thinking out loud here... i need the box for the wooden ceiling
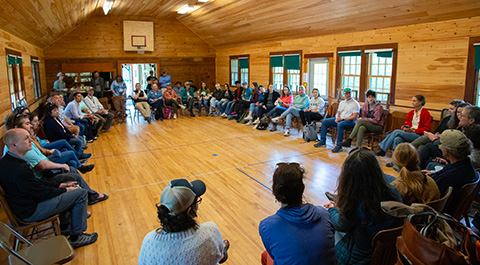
[1,0,480,49]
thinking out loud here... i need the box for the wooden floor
[1,112,397,264]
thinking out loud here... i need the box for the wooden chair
[426,186,452,213]
[370,226,403,265]
[440,108,450,120]
[0,186,60,250]
[326,102,339,143]
[363,109,390,150]
[98,97,111,111]
[112,96,128,124]
[0,222,74,265]
[444,178,480,227]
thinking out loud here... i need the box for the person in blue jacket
[259,162,337,265]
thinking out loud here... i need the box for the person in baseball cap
[429,129,477,197]
[139,178,230,264]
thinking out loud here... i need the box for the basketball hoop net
[135,45,145,54]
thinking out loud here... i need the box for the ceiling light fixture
[103,0,114,15]
[198,0,211,2]
[177,4,199,14]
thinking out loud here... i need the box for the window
[367,52,393,102]
[6,49,26,110]
[31,56,41,99]
[270,51,303,94]
[475,70,480,106]
[230,55,249,86]
[336,44,397,104]
[465,38,480,106]
[339,52,361,99]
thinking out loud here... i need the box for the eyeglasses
[348,146,371,155]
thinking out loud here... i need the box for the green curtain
[270,56,283,67]
[376,51,393,58]
[16,57,22,64]
[475,46,480,70]
[239,58,249,69]
[284,55,300,70]
[7,55,16,65]
[338,52,361,57]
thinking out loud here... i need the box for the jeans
[267,107,287,118]
[300,111,323,125]
[418,142,443,169]
[45,167,99,202]
[69,138,83,155]
[218,101,229,114]
[24,189,88,236]
[224,101,235,115]
[182,98,194,113]
[150,99,164,119]
[198,99,209,112]
[257,106,275,119]
[281,108,301,129]
[378,129,421,152]
[319,118,356,146]
[44,139,81,157]
[49,150,81,168]
[210,98,219,113]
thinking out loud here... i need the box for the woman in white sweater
[139,179,229,265]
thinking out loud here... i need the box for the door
[308,58,329,98]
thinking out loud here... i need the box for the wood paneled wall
[216,16,480,117]
[0,28,47,135]
[43,16,216,89]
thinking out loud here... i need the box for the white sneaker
[180,105,186,110]
[253,118,260,124]
[245,115,253,121]
[253,124,259,129]
[271,117,280,123]
[284,129,290,136]
[173,114,177,119]
[246,120,253,126]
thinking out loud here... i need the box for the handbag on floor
[396,211,478,265]
[163,106,173,119]
[302,123,317,142]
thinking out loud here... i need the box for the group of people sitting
[138,128,479,265]
[0,98,111,249]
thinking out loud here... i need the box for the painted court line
[107,148,330,193]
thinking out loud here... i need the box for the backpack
[237,111,249,124]
[302,123,317,142]
[163,106,173,119]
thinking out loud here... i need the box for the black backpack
[256,122,268,130]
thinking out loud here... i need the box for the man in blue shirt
[158,70,171,89]
[148,83,164,121]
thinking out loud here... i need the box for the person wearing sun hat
[428,129,478,199]
[314,87,360,152]
[138,179,230,265]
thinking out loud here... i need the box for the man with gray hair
[0,129,98,249]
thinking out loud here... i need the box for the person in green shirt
[181,82,195,117]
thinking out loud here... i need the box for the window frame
[6,48,26,111]
[335,43,398,105]
[31,56,42,99]
[229,55,250,86]
[269,50,303,94]
[464,36,480,106]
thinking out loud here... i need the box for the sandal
[88,193,109,205]
[219,239,230,264]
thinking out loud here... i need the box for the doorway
[307,58,329,98]
[121,63,157,97]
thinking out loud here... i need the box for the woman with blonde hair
[391,143,440,205]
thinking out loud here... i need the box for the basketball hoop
[135,45,145,54]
